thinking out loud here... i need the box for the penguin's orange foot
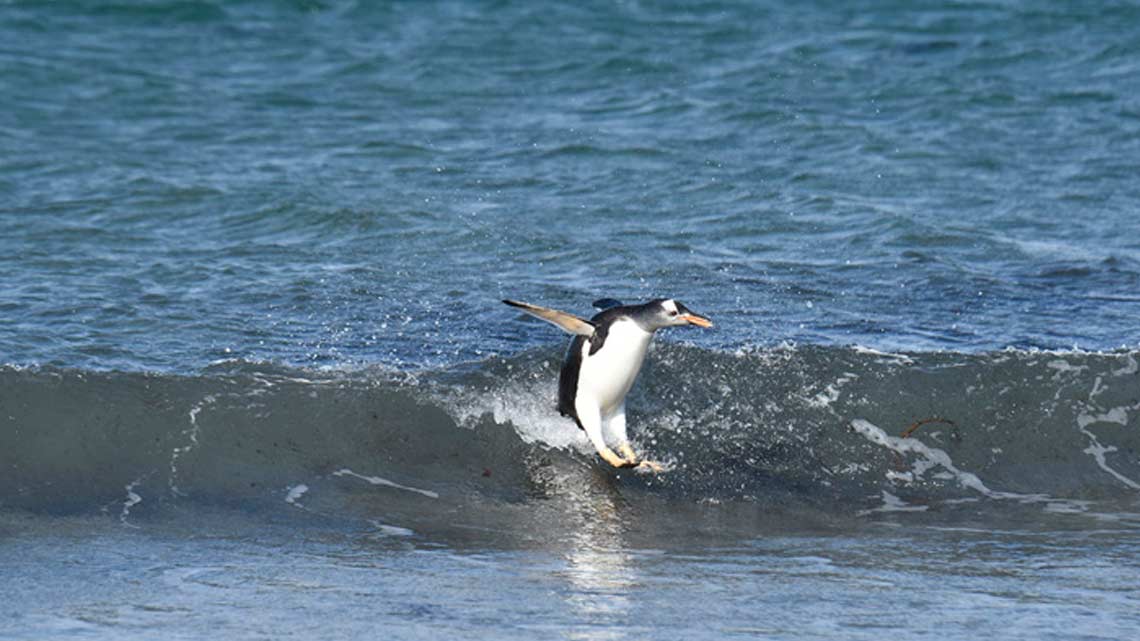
[598,447,637,469]
[635,460,666,474]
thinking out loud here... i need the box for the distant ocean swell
[1,346,1138,523]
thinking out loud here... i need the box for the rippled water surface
[4,512,1138,641]
[4,0,1140,371]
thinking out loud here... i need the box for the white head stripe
[662,299,678,313]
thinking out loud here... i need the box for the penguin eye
[668,310,677,316]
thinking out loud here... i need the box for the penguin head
[642,299,713,331]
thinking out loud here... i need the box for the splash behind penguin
[503,297,712,471]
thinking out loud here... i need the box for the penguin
[503,297,712,470]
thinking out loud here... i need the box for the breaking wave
[2,345,1138,527]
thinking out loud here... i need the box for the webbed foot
[634,460,666,474]
[617,443,666,472]
[598,447,637,469]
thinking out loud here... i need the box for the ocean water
[2,1,1140,639]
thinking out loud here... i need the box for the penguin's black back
[557,335,586,428]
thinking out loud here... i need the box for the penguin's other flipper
[503,299,595,336]
[591,298,623,310]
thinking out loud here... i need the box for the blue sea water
[2,1,1140,639]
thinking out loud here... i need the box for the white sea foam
[284,484,309,506]
[333,468,439,499]
[120,478,144,528]
[850,419,1050,503]
[851,345,915,364]
[808,372,857,409]
[441,371,586,450]
[169,395,214,497]
[857,491,929,516]
[369,520,415,537]
[1046,358,1088,376]
[1076,406,1140,491]
[853,415,1140,523]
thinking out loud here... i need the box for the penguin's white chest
[576,319,652,416]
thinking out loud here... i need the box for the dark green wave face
[2,1,1140,373]
[4,346,1138,534]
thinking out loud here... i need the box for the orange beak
[681,313,713,328]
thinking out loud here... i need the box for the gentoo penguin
[503,297,712,470]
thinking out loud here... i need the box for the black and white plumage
[503,297,712,469]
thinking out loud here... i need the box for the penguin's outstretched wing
[503,299,595,336]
